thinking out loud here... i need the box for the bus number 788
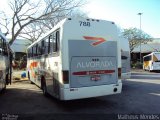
[79,21,90,27]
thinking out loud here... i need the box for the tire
[2,82,6,93]
[41,77,48,96]
[28,72,30,80]
[1,77,6,93]
[28,72,33,84]
[5,74,8,86]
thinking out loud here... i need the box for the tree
[122,28,153,52]
[19,22,46,43]
[0,0,85,44]
[0,12,10,36]
[19,9,87,42]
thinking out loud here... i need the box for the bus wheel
[28,72,30,80]
[3,83,6,92]
[41,77,48,96]
[1,77,6,93]
[5,74,9,85]
[28,72,33,84]
[4,75,7,89]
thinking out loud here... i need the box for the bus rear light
[118,68,121,79]
[73,70,115,76]
[62,71,69,84]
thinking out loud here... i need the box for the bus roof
[27,17,115,49]
[143,52,160,57]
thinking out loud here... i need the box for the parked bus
[143,52,160,71]
[119,37,131,79]
[0,31,12,92]
[27,18,122,100]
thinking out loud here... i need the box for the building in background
[131,38,160,62]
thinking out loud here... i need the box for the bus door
[68,40,118,88]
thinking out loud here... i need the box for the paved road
[0,72,160,120]
[131,71,160,79]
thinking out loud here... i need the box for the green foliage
[131,61,143,69]
[123,28,153,52]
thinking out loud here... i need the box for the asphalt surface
[0,71,160,120]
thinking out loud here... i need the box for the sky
[82,0,160,38]
[0,0,160,38]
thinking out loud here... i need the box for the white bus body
[27,18,122,100]
[119,37,131,79]
[0,31,12,92]
[143,52,160,71]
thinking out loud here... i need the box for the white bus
[0,31,12,92]
[27,18,122,100]
[119,37,131,79]
[143,52,160,71]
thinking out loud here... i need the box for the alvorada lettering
[77,61,114,68]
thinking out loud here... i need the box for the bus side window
[31,47,34,57]
[36,44,38,56]
[144,56,151,61]
[29,48,32,58]
[53,31,59,52]
[121,56,128,60]
[49,35,53,53]
[33,45,37,57]
[44,37,49,54]
[48,36,50,54]
[41,40,45,55]
[28,48,30,58]
[37,43,41,56]
[0,36,2,54]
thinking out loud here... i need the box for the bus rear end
[60,18,122,100]
[143,52,160,71]
[151,52,160,71]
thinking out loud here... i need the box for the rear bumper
[60,81,122,100]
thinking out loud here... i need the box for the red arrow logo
[83,36,106,46]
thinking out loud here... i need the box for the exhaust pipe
[113,88,118,92]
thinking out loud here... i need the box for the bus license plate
[91,75,101,81]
